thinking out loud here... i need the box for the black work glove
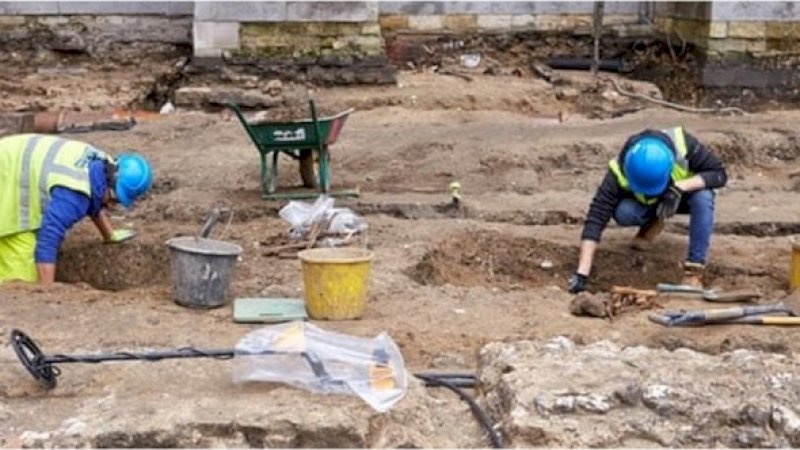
[656,184,683,219]
[568,273,588,294]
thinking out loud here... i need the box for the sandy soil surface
[2,71,800,446]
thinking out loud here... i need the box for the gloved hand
[656,184,683,219]
[106,229,136,244]
[568,273,588,294]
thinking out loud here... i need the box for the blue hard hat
[115,153,153,208]
[623,137,675,197]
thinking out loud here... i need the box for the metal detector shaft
[11,329,334,390]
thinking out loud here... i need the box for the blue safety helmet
[114,153,153,208]
[623,137,675,197]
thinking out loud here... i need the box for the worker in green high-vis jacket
[0,134,153,284]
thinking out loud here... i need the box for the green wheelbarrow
[226,100,359,200]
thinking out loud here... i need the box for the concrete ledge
[194,2,286,22]
[712,2,800,22]
[57,2,193,15]
[0,2,59,15]
[286,1,377,22]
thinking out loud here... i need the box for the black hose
[548,56,624,72]
[414,373,503,449]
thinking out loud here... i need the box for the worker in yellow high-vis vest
[0,134,153,284]
[568,127,728,293]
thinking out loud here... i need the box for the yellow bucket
[790,237,800,292]
[298,247,374,320]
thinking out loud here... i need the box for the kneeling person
[0,134,153,284]
[568,126,728,293]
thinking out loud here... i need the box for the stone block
[194,2,286,23]
[707,38,767,55]
[709,21,728,39]
[37,16,69,25]
[442,14,477,31]
[728,22,766,39]
[360,22,382,35]
[477,15,512,30]
[378,2,443,15]
[766,22,800,39]
[379,14,409,32]
[408,15,442,30]
[349,35,384,54]
[174,86,212,107]
[0,16,26,25]
[286,1,377,22]
[510,15,536,28]
[533,14,591,31]
[193,22,240,57]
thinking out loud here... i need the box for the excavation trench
[409,230,785,292]
[56,241,171,291]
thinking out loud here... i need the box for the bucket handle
[199,208,234,240]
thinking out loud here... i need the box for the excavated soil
[410,230,786,292]
[55,240,171,291]
[3,70,800,447]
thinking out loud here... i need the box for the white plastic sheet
[278,195,368,241]
[233,322,407,412]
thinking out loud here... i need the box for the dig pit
[409,230,684,291]
[409,230,784,292]
[56,241,170,291]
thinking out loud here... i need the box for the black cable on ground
[414,373,503,449]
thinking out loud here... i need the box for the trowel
[656,283,762,303]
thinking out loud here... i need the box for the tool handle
[726,316,800,326]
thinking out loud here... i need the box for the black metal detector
[10,329,342,391]
[10,329,503,448]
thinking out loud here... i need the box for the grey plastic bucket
[165,236,243,308]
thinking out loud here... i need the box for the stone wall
[378,1,646,33]
[656,1,800,56]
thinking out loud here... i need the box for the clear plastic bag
[232,322,407,412]
[278,196,335,239]
[278,196,368,241]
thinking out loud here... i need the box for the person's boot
[631,218,664,251]
[681,261,705,289]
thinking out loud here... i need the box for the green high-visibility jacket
[0,134,110,238]
[607,126,695,205]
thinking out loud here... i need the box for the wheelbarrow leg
[318,147,331,194]
[260,152,269,195]
[268,151,279,194]
[260,151,279,195]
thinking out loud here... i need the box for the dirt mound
[56,241,170,291]
[408,231,684,291]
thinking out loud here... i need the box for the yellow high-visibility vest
[608,127,694,205]
[0,134,109,237]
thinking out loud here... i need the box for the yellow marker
[448,181,462,200]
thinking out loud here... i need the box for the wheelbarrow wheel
[299,149,317,189]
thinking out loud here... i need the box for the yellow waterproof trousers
[0,231,37,283]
